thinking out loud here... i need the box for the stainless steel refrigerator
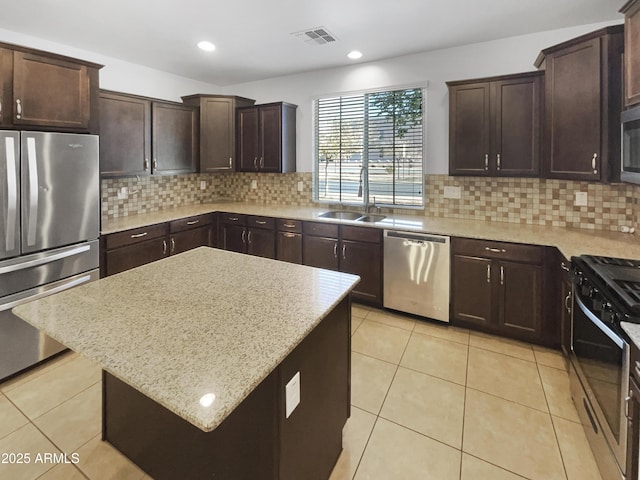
[0,131,100,382]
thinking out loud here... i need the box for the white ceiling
[0,0,622,86]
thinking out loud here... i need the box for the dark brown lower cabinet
[222,223,247,253]
[451,237,552,345]
[276,232,302,264]
[303,235,339,271]
[558,254,572,357]
[247,227,275,258]
[170,226,211,255]
[628,354,640,480]
[105,237,168,277]
[219,213,275,259]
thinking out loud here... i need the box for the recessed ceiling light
[197,41,216,52]
[347,50,363,60]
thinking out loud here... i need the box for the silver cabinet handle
[500,266,504,286]
[163,240,167,255]
[228,217,239,221]
[484,154,489,171]
[144,158,149,171]
[591,153,598,174]
[496,153,501,170]
[565,292,572,313]
[635,361,640,380]
[153,158,158,172]
[228,157,232,169]
[485,247,506,253]
[342,244,346,260]
[15,98,22,119]
[333,242,338,258]
[0,97,3,119]
[130,232,148,238]
[170,237,176,254]
[486,264,491,283]
[241,228,246,244]
[626,395,632,420]
[186,220,200,225]
[260,157,264,168]
[255,220,267,225]
[283,223,296,228]
[247,230,252,244]
[25,137,39,247]
[254,157,258,170]
[561,262,570,272]
[4,136,18,253]
[282,232,296,238]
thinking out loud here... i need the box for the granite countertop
[622,323,640,350]
[12,247,360,432]
[101,202,640,260]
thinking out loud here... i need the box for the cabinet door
[493,75,541,176]
[247,227,275,259]
[451,255,493,327]
[152,102,197,175]
[497,261,542,341]
[237,107,259,171]
[624,0,640,106]
[303,236,339,271]
[340,240,382,305]
[13,51,90,130]
[277,232,302,264]
[542,38,601,180]
[628,375,640,480]
[105,237,168,276]
[222,224,246,254]
[99,92,151,177]
[201,97,234,172]
[0,47,12,128]
[448,82,491,175]
[170,226,211,255]
[259,104,282,172]
[559,261,572,357]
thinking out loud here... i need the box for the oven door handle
[575,294,624,348]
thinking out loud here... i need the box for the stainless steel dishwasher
[383,230,450,322]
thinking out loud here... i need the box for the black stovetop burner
[577,255,640,315]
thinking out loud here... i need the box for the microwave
[621,105,640,184]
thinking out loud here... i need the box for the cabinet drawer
[105,223,168,250]
[303,221,339,238]
[452,237,543,264]
[341,225,382,243]
[169,214,213,233]
[105,237,167,276]
[277,218,302,233]
[221,213,247,225]
[247,215,274,230]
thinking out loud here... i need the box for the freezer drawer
[383,231,450,322]
[1,269,99,382]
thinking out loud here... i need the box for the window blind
[315,87,424,207]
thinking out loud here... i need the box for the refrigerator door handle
[0,244,90,275]
[5,136,17,252]
[0,273,92,313]
[25,137,39,247]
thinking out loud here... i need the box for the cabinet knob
[15,99,22,119]
[591,153,598,174]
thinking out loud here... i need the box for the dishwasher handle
[384,230,449,244]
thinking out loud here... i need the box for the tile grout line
[459,337,470,480]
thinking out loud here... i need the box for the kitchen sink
[319,211,387,223]
[319,211,364,220]
[358,214,386,223]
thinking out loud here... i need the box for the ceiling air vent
[291,27,338,46]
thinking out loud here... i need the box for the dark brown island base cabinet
[181,94,256,172]
[237,102,297,173]
[535,25,624,182]
[302,222,383,306]
[0,42,101,132]
[99,90,197,177]
[622,0,640,106]
[219,213,276,259]
[101,214,214,277]
[451,237,556,347]
[447,71,542,177]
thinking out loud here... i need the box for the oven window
[573,297,622,441]
[623,117,640,173]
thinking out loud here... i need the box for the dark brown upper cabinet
[535,26,624,182]
[447,71,542,177]
[181,94,255,172]
[622,0,640,106]
[237,102,297,173]
[0,42,101,132]
[99,90,197,177]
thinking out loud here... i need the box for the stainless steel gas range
[570,255,640,480]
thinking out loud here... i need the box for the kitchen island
[12,247,359,480]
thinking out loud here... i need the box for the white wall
[0,28,220,102]
[221,20,621,174]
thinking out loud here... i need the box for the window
[314,87,424,207]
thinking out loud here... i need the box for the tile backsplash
[101,173,638,233]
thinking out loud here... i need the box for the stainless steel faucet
[365,196,377,214]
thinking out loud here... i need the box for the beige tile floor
[0,304,601,480]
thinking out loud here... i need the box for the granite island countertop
[12,247,360,432]
[622,323,640,350]
[101,202,640,260]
